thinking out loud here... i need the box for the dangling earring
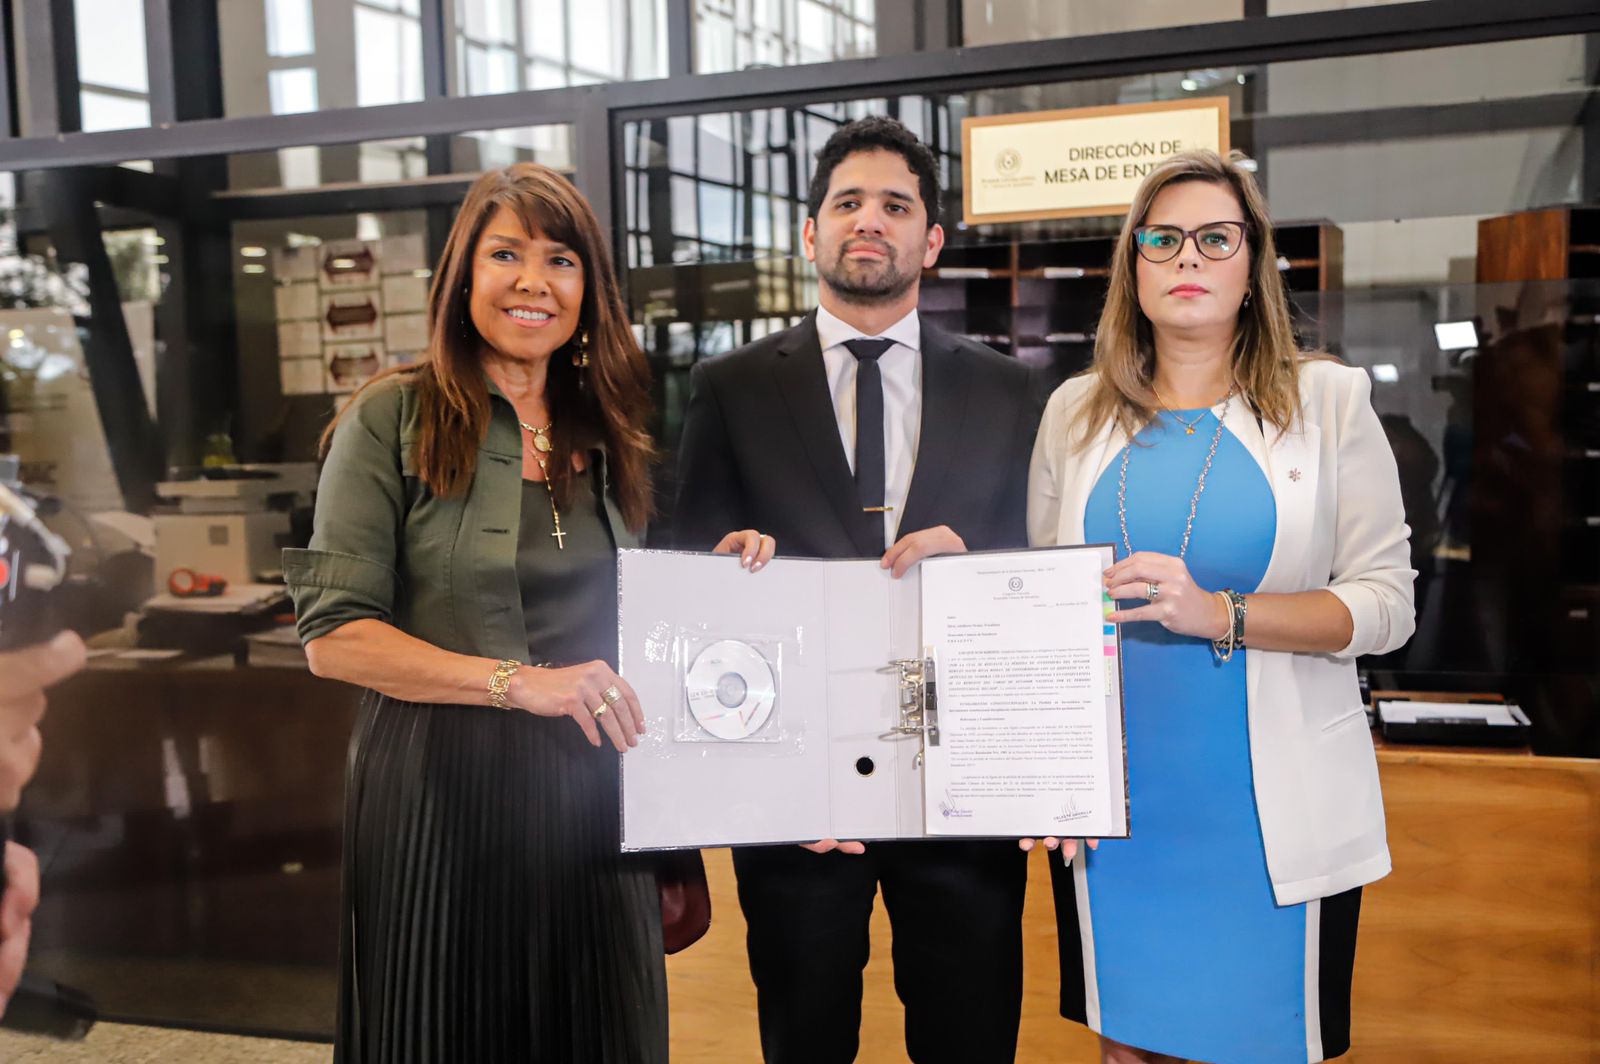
[571,328,591,368]
[460,286,472,338]
[1242,291,1253,310]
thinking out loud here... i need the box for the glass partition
[452,0,669,93]
[219,0,425,117]
[0,129,585,1033]
[619,35,1600,748]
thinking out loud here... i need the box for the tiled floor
[22,950,335,1038]
[0,1024,331,1062]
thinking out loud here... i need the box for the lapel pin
[1288,468,1302,482]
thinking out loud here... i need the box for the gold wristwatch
[487,659,521,709]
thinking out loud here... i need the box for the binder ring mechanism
[884,656,940,768]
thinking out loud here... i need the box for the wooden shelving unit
[628,221,1347,441]
[918,221,1344,391]
[1473,206,1600,676]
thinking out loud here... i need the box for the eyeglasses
[1131,221,1248,263]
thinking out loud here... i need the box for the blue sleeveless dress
[1053,407,1353,1063]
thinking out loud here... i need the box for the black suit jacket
[672,311,1044,557]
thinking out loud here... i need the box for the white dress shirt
[815,303,923,546]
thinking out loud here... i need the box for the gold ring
[591,703,609,719]
[602,685,623,706]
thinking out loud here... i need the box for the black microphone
[0,474,98,1040]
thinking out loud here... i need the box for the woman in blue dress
[1027,151,1415,1062]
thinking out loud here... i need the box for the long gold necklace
[1117,390,1233,560]
[517,417,566,549]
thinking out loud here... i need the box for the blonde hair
[1073,149,1305,448]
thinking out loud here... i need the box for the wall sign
[962,98,1230,225]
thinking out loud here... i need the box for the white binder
[618,546,1128,850]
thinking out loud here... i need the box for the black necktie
[844,337,894,551]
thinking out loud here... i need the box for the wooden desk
[1352,742,1600,1062]
[668,742,1600,1062]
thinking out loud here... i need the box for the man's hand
[0,632,86,811]
[0,841,40,1017]
[881,526,965,579]
[800,839,866,855]
[711,530,777,572]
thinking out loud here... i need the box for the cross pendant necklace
[549,502,566,548]
[517,417,566,550]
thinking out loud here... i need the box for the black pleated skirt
[334,692,667,1064]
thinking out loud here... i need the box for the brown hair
[322,163,654,531]
[1072,149,1305,449]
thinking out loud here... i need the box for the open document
[617,546,1127,850]
[918,549,1126,838]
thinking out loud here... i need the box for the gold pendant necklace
[1154,386,1229,435]
[517,418,565,549]
[517,418,554,453]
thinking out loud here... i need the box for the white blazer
[1028,359,1416,905]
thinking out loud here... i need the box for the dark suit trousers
[733,839,1028,1064]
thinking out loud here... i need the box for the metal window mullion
[1585,33,1599,202]
[142,0,174,125]
[0,0,1596,166]
[0,0,16,138]
[667,0,692,77]
[420,0,448,98]
[76,81,148,102]
[512,0,528,92]
[21,0,79,134]
[564,0,576,85]
[572,89,613,232]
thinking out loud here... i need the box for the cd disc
[685,639,777,740]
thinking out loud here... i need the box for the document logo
[996,148,1022,175]
[1008,577,1024,592]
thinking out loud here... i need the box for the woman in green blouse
[285,163,768,1063]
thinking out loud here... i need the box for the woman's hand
[509,661,646,752]
[712,529,776,572]
[1104,551,1231,640]
[1017,837,1098,859]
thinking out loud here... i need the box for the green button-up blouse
[283,373,642,664]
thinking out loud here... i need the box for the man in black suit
[674,116,1043,1064]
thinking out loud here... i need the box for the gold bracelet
[487,658,521,709]
[1211,591,1237,662]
